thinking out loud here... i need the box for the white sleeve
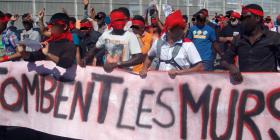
[148,39,158,58]
[95,32,105,49]
[185,42,202,65]
[128,32,141,55]
[31,31,41,42]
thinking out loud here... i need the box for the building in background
[0,0,280,26]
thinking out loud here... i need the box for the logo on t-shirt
[193,30,208,39]
[22,34,30,40]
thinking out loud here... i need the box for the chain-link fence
[1,0,280,27]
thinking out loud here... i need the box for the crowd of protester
[1,0,280,139]
[0,1,280,82]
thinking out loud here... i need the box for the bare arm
[176,62,204,75]
[118,53,144,68]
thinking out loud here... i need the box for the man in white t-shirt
[83,9,143,72]
[140,10,204,78]
[20,13,41,52]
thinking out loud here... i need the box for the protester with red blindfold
[18,13,76,69]
[140,10,204,78]
[82,9,143,73]
[219,11,241,54]
[222,4,280,85]
[78,18,102,66]
[131,15,153,73]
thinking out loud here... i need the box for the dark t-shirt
[79,30,101,58]
[25,39,76,68]
[224,30,280,72]
[220,23,241,37]
[220,23,241,52]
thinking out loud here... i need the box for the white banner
[0,61,280,140]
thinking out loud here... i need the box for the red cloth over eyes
[231,11,241,19]
[242,7,264,17]
[109,11,128,30]
[80,21,93,29]
[0,16,10,23]
[46,31,73,42]
[132,19,145,27]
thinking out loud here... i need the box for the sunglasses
[80,27,92,31]
[131,25,141,30]
[192,18,196,22]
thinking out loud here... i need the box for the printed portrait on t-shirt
[104,39,128,63]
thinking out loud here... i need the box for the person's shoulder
[182,38,195,49]
[183,38,192,43]
[126,31,137,38]
[189,26,196,30]
[205,24,215,31]
[266,30,280,42]
[144,32,152,38]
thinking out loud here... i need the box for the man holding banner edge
[221,4,280,85]
[140,10,204,78]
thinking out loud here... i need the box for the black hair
[226,10,233,18]
[22,13,30,20]
[244,4,263,13]
[4,13,12,18]
[0,11,4,18]
[118,7,130,18]
[69,17,76,23]
[199,9,208,14]
[80,18,90,23]
[49,13,70,25]
[95,12,106,19]
[132,15,145,23]
[182,15,188,22]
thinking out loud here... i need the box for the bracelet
[0,56,9,62]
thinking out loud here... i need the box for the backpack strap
[155,39,165,70]
[158,43,183,70]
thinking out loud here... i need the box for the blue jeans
[202,60,214,71]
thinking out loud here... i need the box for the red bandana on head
[80,21,93,29]
[163,10,186,34]
[132,19,145,27]
[231,11,241,19]
[109,11,127,30]
[45,19,73,42]
[242,6,264,17]
[0,16,10,23]
[69,22,75,30]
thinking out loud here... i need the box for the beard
[231,19,239,26]
[169,32,183,42]
[241,23,256,36]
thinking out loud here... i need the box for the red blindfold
[132,19,145,27]
[48,19,67,27]
[110,11,127,22]
[80,21,93,29]
[0,16,10,23]
[242,7,264,17]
